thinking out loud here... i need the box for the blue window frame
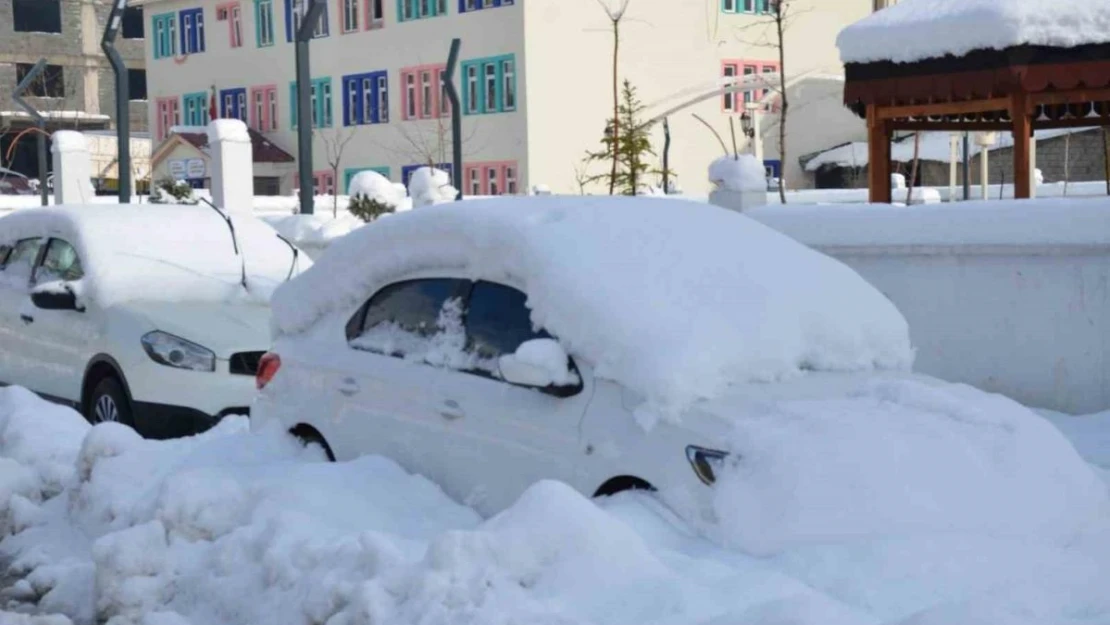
[342,71,389,126]
[402,163,451,187]
[285,0,328,41]
[179,8,205,54]
[182,92,209,125]
[458,0,512,13]
[290,77,333,128]
[722,0,770,14]
[344,166,391,193]
[398,0,446,22]
[220,87,248,122]
[461,53,516,115]
[152,13,177,59]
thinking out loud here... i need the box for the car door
[22,237,97,402]
[0,237,45,390]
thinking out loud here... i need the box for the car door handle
[338,377,360,397]
[440,399,464,421]
[19,314,33,325]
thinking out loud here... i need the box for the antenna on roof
[274,232,299,282]
[199,197,249,292]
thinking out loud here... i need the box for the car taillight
[256,352,281,390]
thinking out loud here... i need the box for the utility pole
[102,0,131,203]
[294,0,326,214]
[962,131,970,200]
[443,38,463,200]
[662,117,670,194]
[12,59,49,206]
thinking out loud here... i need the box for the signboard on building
[185,158,206,179]
[167,158,207,181]
[168,159,187,180]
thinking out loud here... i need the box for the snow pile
[272,197,913,422]
[838,0,1110,64]
[0,205,306,307]
[261,213,364,253]
[407,167,458,207]
[347,170,406,209]
[710,377,1110,555]
[206,119,250,144]
[709,155,766,192]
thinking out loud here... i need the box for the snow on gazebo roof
[838,0,1110,65]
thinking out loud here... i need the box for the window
[405,73,416,119]
[461,54,516,115]
[343,71,389,125]
[182,92,209,126]
[458,0,511,12]
[290,77,333,128]
[251,85,278,131]
[152,13,177,59]
[341,0,359,32]
[122,7,145,38]
[367,0,384,27]
[400,65,447,120]
[180,8,206,54]
[343,166,390,193]
[3,238,44,283]
[33,239,83,284]
[347,278,469,353]
[464,281,548,361]
[438,68,450,117]
[255,0,275,46]
[216,3,244,47]
[156,96,181,142]
[128,69,148,101]
[397,0,446,22]
[722,59,778,112]
[220,88,248,121]
[285,0,328,41]
[12,0,61,33]
[16,64,64,98]
[314,171,335,195]
[420,70,433,118]
[463,161,517,195]
[722,0,770,14]
[0,244,11,267]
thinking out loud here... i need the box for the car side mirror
[498,338,581,396]
[30,281,82,312]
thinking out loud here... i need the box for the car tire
[290,424,336,462]
[88,376,134,427]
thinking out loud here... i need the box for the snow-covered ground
[1,386,1108,625]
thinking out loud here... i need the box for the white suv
[0,203,307,438]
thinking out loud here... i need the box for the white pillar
[1029,137,1038,199]
[949,133,958,202]
[51,130,93,205]
[207,119,254,216]
[980,149,989,200]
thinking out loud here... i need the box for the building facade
[0,0,148,184]
[139,0,873,196]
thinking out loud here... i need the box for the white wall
[748,200,1110,415]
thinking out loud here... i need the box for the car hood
[124,300,273,358]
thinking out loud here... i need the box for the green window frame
[254,0,275,47]
[343,166,392,194]
[397,0,447,22]
[722,0,770,14]
[460,53,516,115]
[182,92,209,125]
[290,77,333,128]
[152,13,177,59]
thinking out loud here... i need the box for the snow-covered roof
[272,197,913,420]
[0,204,305,307]
[0,110,110,121]
[804,128,1096,171]
[838,0,1110,65]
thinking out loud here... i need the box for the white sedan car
[251,197,1099,532]
[0,203,307,438]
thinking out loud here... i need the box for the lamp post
[293,0,326,215]
[743,103,763,164]
[102,0,131,203]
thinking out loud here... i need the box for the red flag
[209,85,218,122]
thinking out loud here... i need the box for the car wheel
[290,424,336,462]
[88,377,134,427]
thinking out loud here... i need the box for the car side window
[1,238,43,283]
[33,239,84,284]
[348,278,470,361]
[0,243,11,267]
[464,281,551,361]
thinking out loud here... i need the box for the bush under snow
[406,167,458,207]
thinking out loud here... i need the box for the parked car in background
[0,204,309,438]
[0,168,36,196]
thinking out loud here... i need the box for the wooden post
[1011,92,1032,199]
[867,104,892,203]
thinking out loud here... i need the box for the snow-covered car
[250,197,1102,533]
[0,168,35,195]
[0,203,308,438]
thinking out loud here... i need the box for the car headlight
[685,445,730,486]
[141,331,216,372]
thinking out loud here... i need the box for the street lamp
[739,112,755,138]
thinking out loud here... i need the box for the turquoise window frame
[290,77,333,128]
[152,13,177,59]
[182,92,209,125]
[254,0,275,47]
[722,0,770,14]
[397,0,447,22]
[343,166,391,193]
[460,53,516,115]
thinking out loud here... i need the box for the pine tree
[582,80,675,195]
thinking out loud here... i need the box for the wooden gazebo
[843,41,1110,203]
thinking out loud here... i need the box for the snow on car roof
[271,197,913,422]
[0,204,304,307]
[838,0,1110,65]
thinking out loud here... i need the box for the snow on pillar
[708,155,768,213]
[51,130,93,205]
[207,119,253,216]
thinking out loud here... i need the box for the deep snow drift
[2,386,1109,625]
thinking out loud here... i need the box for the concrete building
[0,0,148,185]
[137,0,874,196]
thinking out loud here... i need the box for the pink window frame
[155,96,180,142]
[338,0,359,34]
[463,160,516,196]
[721,59,780,112]
[215,2,243,48]
[365,0,384,29]
[250,84,277,131]
[400,63,447,120]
